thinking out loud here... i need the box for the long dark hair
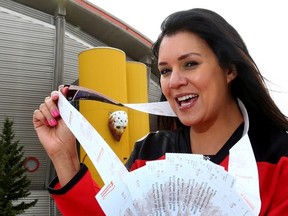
[153,8,288,130]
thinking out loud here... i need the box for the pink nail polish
[51,92,58,98]
[49,119,57,127]
[52,109,59,117]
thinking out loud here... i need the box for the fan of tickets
[96,153,255,216]
[57,88,256,216]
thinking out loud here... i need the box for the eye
[159,68,172,76]
[185,61,198,68]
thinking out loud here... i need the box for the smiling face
[158,31,237,129]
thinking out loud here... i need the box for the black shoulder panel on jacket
[248,113,288,163]
[125,127,191,169]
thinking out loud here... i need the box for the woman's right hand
[33,86,80,186]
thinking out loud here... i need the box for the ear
[226,65,237,83]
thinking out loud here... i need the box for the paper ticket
[57,91,128,184]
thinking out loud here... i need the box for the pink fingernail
[49,119,57,127]
[51,109,59,117]
[51,92,58,99]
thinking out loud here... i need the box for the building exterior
[0,0,161,214]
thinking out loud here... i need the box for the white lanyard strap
[229,99,261,215]
[61,84,176,117]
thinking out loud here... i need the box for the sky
[88,0,288,115]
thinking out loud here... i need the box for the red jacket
[48,123,288,215]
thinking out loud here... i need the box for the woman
[33,8,288,215]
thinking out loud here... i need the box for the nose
[168,69,188,89]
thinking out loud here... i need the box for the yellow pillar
[126,61,150,152]
[78,47,130,186]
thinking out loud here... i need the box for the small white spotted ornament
[108,111,128,141]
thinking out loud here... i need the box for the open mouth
[177,94,198,107]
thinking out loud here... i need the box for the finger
[51,91,59,100]
[44,95,60,118]
[39,102,57,127]
[39,102,53,119]
[33,109,49,128]
[62,86,69,95]
[51,86,69,99]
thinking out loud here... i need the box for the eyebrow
[158,52,201,66]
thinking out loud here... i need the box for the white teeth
[177,94,197,101]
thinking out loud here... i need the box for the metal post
[45,0,66,194]
[53,0,66,90]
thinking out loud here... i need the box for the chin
[178,118,193,127]
[178,113,200,127]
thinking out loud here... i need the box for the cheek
[196,72,220,90]
[160,77,169,96]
